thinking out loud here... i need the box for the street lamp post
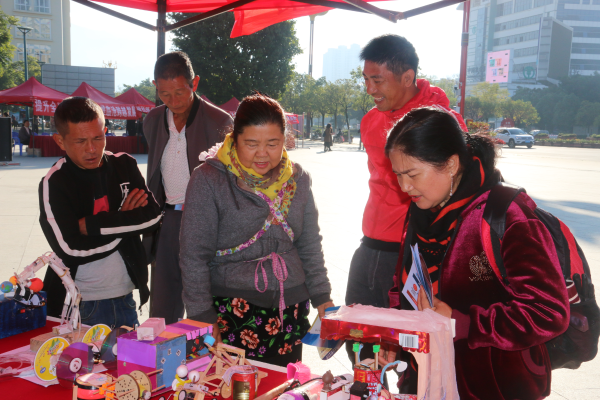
[307,12,327,138]
[17,26,32,122]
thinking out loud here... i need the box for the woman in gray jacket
[179,93,333,366]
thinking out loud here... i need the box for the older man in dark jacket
[144,51,233,324]
[19,120,31,146]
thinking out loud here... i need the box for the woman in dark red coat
[384,107,570,399]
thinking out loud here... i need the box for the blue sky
[70,1,464,89]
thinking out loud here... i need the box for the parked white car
[493,128,535,148]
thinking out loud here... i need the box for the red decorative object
[115,88,155,115]
[219,97,240,117]
[72,83,139,119]
[0,77,68,116]
[320,317,430,354]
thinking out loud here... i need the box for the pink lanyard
[216,183,295,323]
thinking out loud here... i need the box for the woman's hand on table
[417,286,452,319]
[317,301,335,318]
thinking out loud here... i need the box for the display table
[0,317,288,399]
[31,135,148,157]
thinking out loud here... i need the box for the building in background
[1,0,71,65]
[41,64,115,96]
[465,0,585,96]
[322,44,361,82]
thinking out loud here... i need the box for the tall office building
[2,0,71,65]
[465,0,594,96]
[322,44,361,82]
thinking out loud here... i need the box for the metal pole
[309,16,315,76]
[458,1,470,118]
[22,30,29,122]
[156,0,167,107]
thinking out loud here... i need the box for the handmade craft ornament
[56,341,93,387]
[100,327,128,369]
[28,278,44,292]
[0,281,12,293]
[34,336,70,382]
[76,373,113,400]
[287,361,311,384]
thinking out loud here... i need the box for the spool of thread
[232,366,259,400]
[29,278,43,293]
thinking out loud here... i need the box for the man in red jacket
[345,35,466,363]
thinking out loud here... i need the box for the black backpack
[482,183,600,369]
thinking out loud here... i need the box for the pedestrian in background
[323,123,333,152]
[19,119,31,146]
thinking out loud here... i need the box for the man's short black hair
[154,51,195,87]
[54,97,104,137]
[360,35,419,83]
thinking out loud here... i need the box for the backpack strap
[481,183,526,285]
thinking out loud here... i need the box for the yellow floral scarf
[216,133,296,207]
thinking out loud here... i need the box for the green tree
[575,100,600,128]
[553,94,581,132]
[170,13,302,104]
[312,77,329,128]
[118,78,156,102]
[470,82,508,121]
[325,82,344,129]
[432,76,458,109]
[0,9,40,90]
[350,67,374,119]
[559,73,600,103]
[280,72,309,115]
[498,99,539,127]
[464,97,483,121]
[336,78,354,130]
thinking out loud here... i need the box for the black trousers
[344,242,399,366]
[150,208,185,324]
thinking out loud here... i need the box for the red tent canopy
[115,87,155,114]
[0,77,69,116]
[72,82,139,120]
[90,0,395,37]
[219,97,240,117]
[200,94,215,105]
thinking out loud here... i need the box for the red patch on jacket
[93,196,109,214]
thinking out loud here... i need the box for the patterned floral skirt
[213,296,311,359]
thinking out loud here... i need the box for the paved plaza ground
[1,141,599,399]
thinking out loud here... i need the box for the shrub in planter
[467,121,490,134]
[558,133,578,140]
[590,134,600,141]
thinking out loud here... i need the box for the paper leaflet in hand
[301,306,343,359]
[402,244,434,310]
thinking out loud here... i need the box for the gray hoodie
[179,158,332,323]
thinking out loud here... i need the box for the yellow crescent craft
[82,324,112,345]
[34,337,70,381]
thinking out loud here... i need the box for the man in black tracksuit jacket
[39,97,161,328]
